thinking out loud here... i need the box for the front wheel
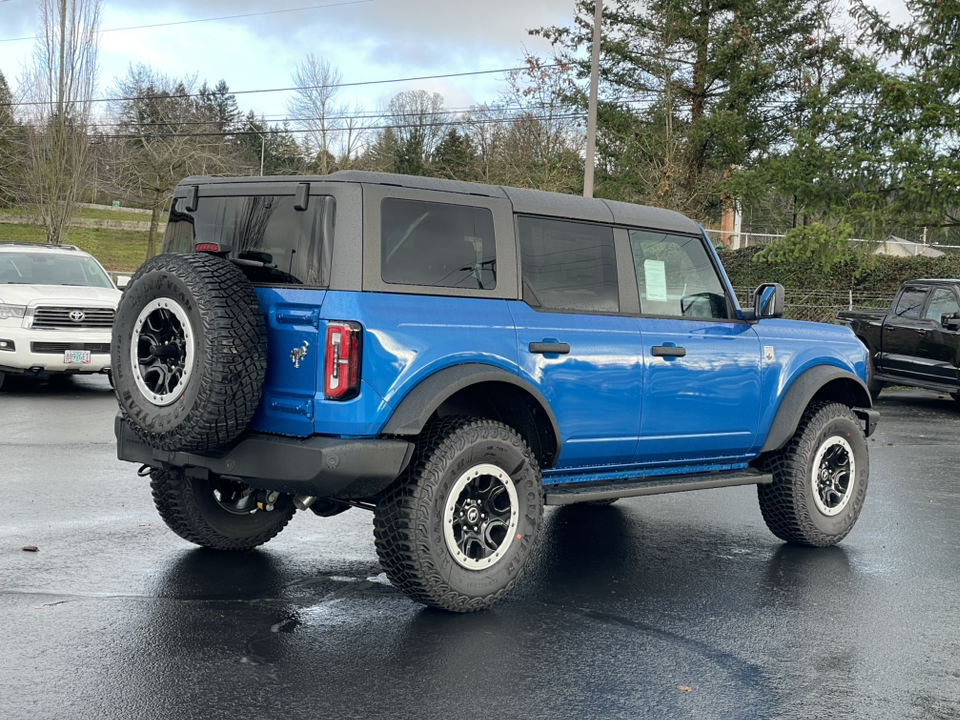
[150,468,296,551]
[756,402,868,547]
[374,417,544,612]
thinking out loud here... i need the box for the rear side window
[894,287,927,319]
[162,194,335,286]
[518,216,618,313]
[380,198,497,290]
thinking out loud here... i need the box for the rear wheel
[151,468,295,551]
[374,417,544,612]
[756,402,868,546]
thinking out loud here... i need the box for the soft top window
[380,197,497,290]
[163,194,335,287]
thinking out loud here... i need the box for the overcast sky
[0,0,911,122]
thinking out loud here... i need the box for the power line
[5,65,558,108]
[83,112,590,140]
[0,0,378,43]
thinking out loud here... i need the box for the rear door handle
[652,345,686,357]
[529,342,570,355]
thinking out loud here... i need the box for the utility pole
[583,0,602,199]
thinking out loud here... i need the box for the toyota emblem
[69,310,86,322]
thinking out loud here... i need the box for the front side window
[924,288,960,324]
[894,287,927,319]
[162,194,335,286]
[629,230,728,319]
[518,216,618,313]
[380,198,497,290]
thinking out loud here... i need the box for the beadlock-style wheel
[811,436,855,517]
[112,253,267,452]
[131,298,195,406]
[443,463,520,570]
[756,401,869,547]
[374,417,544,612]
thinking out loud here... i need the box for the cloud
[2,0,574,116]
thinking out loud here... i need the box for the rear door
[627,229,762,464]
[879,284,933,381]
[510,215,645,470]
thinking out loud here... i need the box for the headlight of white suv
[0,302,27,320]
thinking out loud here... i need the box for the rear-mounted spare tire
[112,253,267,452]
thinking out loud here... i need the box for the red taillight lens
[324,321,362,400]
[195,242,221,253]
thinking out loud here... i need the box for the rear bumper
[115,415,414,499]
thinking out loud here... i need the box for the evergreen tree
[534,0,817,220]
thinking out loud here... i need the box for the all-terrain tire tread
[756,401,865,547]
[373,417,543,612]
[150,469,294,551]
[115,253,267,451]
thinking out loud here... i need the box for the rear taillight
[324,321,362,400]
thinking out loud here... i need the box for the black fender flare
[761,366,873,453]
[381,363,562,463]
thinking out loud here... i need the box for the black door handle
[529,342,570,355]
[652,345,686,357]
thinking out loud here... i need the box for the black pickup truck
[838,279,960,400]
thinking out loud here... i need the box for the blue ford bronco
[113,172,878,612]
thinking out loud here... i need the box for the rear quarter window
[380,198,497,290]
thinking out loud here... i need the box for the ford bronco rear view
[113,171,878,612]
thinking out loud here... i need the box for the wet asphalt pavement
[2,376,960,720]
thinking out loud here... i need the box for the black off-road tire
[373,417,544,612]
[112,253,267,452]
[756,402,868,547]
[0,371,5,391]
[150,468,295,551]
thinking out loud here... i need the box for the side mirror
[115,275,131,291]
[943,313,960,331]
[753,282,785,319]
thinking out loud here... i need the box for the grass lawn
[0,223,150,272]
[0,205,152,223]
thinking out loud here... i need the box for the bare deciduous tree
[111,64,235,258]
[18,0,102,244]
[286,54,372,174]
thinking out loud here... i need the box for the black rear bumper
[115,415,414,499]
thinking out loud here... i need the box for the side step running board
[544,468,772,506]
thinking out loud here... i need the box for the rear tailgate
[248,287,325,437]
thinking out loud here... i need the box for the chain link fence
[734,287,891,324]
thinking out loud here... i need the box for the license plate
[64,350,91,364]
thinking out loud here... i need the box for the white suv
[0,243,122,390]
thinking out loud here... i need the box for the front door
[627,229,762,464]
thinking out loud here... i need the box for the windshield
[0,252,115,289]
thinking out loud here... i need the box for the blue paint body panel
[249,286,869,480]
[242,209,869,488]
[509,301,644,469]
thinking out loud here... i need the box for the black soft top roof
[177,170,703,236]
